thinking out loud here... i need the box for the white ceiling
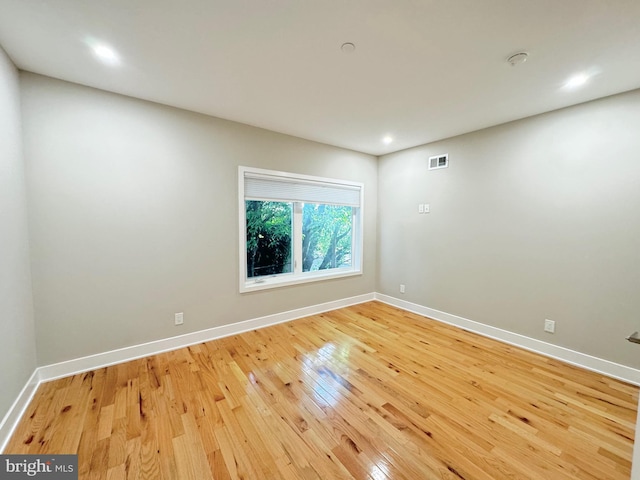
[1,0,639,156]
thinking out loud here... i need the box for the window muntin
[239,167,363,292]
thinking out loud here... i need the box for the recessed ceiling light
[506,52,529,67]
[91,43,120,66]
[564,73,589,89]
[382,135,393,145]
[341,42,356,54]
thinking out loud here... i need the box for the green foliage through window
[302,204,352,272]
[246,200,292,278]
[246,202,353,279]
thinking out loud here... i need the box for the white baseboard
[0,369,40,453]
[37,293,375,383]
[374,293,640,386]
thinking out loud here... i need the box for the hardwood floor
[5,301,638,479]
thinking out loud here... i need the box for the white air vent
[429,154,448,170]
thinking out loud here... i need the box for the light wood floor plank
[4,301,637,479]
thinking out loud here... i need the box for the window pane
[246,200,292,278]
[302,204,352,272]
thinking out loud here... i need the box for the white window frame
[238,166,364,293]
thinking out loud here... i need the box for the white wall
[378,89,640,368]
[0,48,36,418]
[20,73,377,366]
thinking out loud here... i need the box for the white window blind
[244,172,361,207]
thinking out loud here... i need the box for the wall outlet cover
[544,319,555,333]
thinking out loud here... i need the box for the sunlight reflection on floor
[302,342,352,408]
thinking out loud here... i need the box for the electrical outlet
[544,319,555,333]
[175,312,184,326]
[400,284,406,294]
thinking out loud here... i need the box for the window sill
[240,269,362,293]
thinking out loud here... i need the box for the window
[239,166,363,292]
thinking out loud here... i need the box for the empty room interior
[2,1,640,479]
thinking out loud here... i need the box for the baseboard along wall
[0,370,40,453]
[375,294,640,387]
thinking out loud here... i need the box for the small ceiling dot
[341,42,356,54]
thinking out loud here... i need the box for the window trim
[238,166,364,293]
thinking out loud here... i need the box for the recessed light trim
[382,135,393,145]
[507,52,529,67]
[341,42,356,54]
